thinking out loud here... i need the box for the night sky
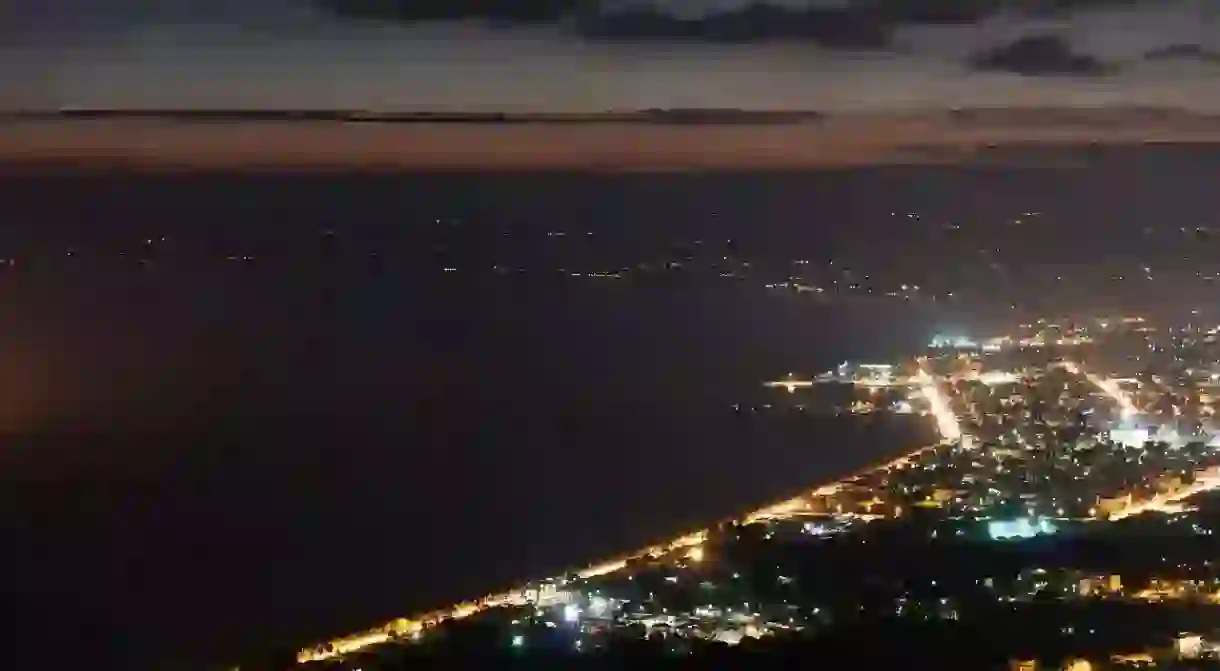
[4,0,1220,111]
[4,2,1220,668]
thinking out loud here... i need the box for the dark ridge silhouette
[969,35,1112,77]
[637,108,825,124]
[1145,43,1220,64]
[18,106,1220,129]
[0,108,827,125]
[14,109,363,123]
[943,106,1220,129]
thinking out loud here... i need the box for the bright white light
[563,604,581,623]
[914,369,962,442]
[988,517,1057,540]
[976,371,1018,386]
[929,335,978,349]
[802,522,846,536]
[1110,424,1183,449]
[588,596,609,618]
[512,635,524,647]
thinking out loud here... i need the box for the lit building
[1078,578,1096,597]
[1108,421,1184,449]
[987,517,1058,540]
[855,363,894,386]
[1176,633,1204,659]
[830,362,896,386]
[981,336,1011,352]
[930,334,979,350]
[1095,493,1132,518]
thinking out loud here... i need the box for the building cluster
[296,315,1220,670]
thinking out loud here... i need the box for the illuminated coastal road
[1107,466,1220,521]
[297,362,964,664]
[295,357,1220,664]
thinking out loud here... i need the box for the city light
[1062,362,1138,419]
[914,368,963,443]
[588,596,610,618]
[301,351,1207,665]
[1107,465,1220,521]
[929,334,979,349]
[987,517,1058,540]
[299,356,950,664]
[975,371,1018,386]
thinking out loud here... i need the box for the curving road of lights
[298,363,963,664]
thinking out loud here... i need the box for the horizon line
[4,104,1220,120]
[7,107,1220,171]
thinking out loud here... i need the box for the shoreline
[296,372,949,664]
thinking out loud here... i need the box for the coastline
[297,371,950,664]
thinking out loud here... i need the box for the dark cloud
[313,0,584,23]
[867,0,995,24]
[578,6,891,47]
[1019,0,1151,17]
[312,1,896,47]
[969,35,1112,76]
[306,0,1171,48]
[0,0,1165,31]
[310,0,1159,24]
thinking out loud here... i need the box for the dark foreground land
[287,515,1220,670]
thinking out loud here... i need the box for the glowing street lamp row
[299,364,962,664]
[1060,361,1138,420]
[914,367,963,443]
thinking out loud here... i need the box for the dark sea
[0,171,942,667]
